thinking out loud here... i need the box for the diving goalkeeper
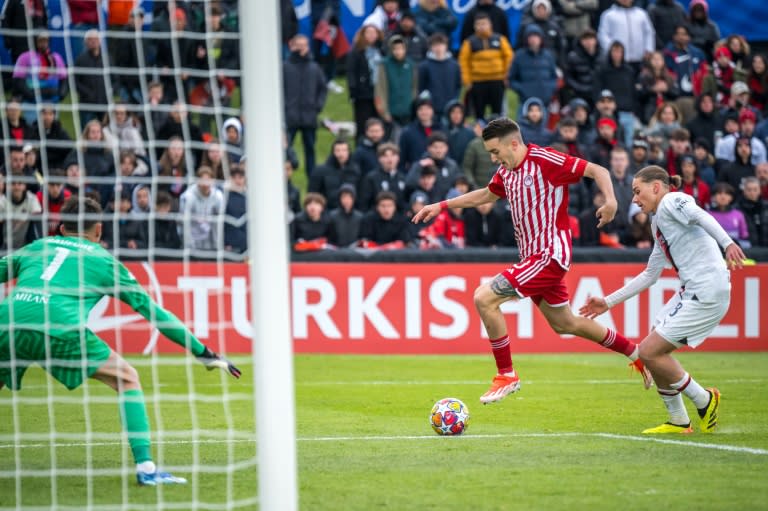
[0,196,241,486]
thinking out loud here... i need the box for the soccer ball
[430,398,470,436]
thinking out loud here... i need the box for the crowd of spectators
[0,0,767,259]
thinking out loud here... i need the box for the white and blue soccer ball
[430,397,470,436]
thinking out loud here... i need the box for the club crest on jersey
[523,175,534,187]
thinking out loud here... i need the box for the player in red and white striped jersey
[413,118,652,404]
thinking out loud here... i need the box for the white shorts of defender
[653,288,731,348]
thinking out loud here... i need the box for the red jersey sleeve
[487,166,506,197]
[533,146,588,186]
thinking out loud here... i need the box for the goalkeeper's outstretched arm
[112,260,241,378]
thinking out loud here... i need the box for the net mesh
[0,1,260,509]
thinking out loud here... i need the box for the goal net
[0,1,295,509]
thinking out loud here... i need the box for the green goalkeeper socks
[119,389,152,464]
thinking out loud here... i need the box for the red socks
[489,335,513,374]
[599,328,636,357]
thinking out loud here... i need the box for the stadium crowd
[1,0,767,258]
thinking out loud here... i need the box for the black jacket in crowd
[357,167,408,212]
[32,119,72,169]
[565,42,600,105]
[686,94,722,150]
[593,56,637,113]
[737,196,768,247]
[224,189,247,253]
[359,211,412,245]
[328,207,364,247]
[283,52,327,128]
[463,206,503,247]
[346,45,380,101]
[308,156,362,210]
[74,48,109,109]
[291,211,332,243]
[459,3,510,42]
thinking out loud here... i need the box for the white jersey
[607,192,732,307]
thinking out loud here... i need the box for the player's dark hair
[60,196,103,233]
[482,118,521,142]
[634,165,682,190]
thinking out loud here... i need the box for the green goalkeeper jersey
[0,236,204,355]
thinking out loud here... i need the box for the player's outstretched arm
[412,187,498,224]
[112,261,241,379]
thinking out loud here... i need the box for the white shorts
[653,288,730,348]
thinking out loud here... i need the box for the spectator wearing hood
[309,139,362,210]
[516,0,567,68]
[564,28,600,106]
[328,183,363,247]
[283,34,328,176]
[509,24,558,109]
[413,0,458,38]
[597,0,654,69]
[702,46,744,107]
[685,92,722,150]
[458,12,513,121]
[687,0,720,60]
[459,0,509,43]
[418,33,461,116]
[445,102,475,165]
[593,41,637,147]
[519,98,554,147]
[648,0,687,51]
[222,117,243,163]
[567,98,597,146]
[152,191,182,250]
[692,137,716,186]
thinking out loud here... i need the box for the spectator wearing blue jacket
[412,0,458,37]
[508,24,557,113]
[518,97,554,147]
[418,33,461,116]
[398,96,445,171]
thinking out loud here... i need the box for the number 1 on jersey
[40,247,70,282]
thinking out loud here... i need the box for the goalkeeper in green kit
[0,197,241,486]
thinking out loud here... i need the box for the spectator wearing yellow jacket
[458,12,513,121]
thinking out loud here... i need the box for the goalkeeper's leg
[91,351,187,485]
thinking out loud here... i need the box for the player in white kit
[580,166,746,434]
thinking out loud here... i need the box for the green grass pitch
[1,353,767,510]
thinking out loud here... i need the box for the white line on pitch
[1,432,766,456]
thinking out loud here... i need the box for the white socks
[657,388,690,425]
[670,372,710,410]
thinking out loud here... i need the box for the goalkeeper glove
[196,346,242,379]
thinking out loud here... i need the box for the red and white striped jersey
[488,144,587,268]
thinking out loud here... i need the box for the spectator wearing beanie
[687,0,720,59]
[715,109,767,167]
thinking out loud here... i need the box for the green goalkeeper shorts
[0,329,112,391]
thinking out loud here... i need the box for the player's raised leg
[473,275,521,404]
[91,350,187,485]
[539,301,653,389]
[637,331,718,433]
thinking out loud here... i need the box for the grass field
[1,353,767,510]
